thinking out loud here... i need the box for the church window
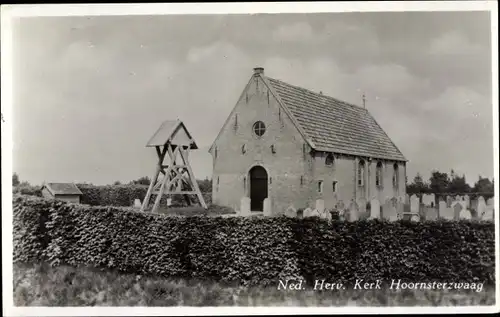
[332,181,337,193]
[271,144,276,154]
[318,181,323,193]
[376,162,383,187]
[358,160,365,186]
[393,163,399,188]
[241,144,247,154]
[325,153,334,166]
[253,121,266,137]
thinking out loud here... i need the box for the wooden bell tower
[141,119,207,213]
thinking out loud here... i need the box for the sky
[11,11,494,186]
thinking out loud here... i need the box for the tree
[130,176,151,186]
[12,173,20,187]
[406,173,429,194]
[428,170,450,194]
[113,181,122,185]
[472,176,494,194]
[447,174,471,194]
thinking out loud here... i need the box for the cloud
[272,22,314,42]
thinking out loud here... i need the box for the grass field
[13,263,495,307]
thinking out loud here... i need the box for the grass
[13,263,496,307]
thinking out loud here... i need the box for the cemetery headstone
[315,199,325,214]
[348,200,359,222]
[263,198,272,217]
[240,197,251,216]
[285,205,297,218]
[383,198,398,221]
[477,196,486,218]
[459,208,472,220]
[452,202,463,220]
[410,195,419,214]
[439,201,454,220]
[370,198,380,219]
[134,199,142,208]
[303,207,313,218]
[446,196,452,207]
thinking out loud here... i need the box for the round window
[253,121,266,137]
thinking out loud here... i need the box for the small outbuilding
[41,182,83,204]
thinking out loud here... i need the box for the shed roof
[146,119,198,149]
[263,76,406,161]
[43,183,83,196]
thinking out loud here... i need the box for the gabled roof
[146,119,198,149]
[43,183,83,196]
[209,69,406,162]
[261,76,406,162]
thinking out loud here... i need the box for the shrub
[13,195,300,286]
[77,184,212,208]
[13,195,495,287]
[289,218,495,286]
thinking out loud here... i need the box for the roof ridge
[264,75,366,111]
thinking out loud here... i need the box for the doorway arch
[249,165,268,211]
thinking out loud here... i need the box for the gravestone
[410,213,420,222]
[134,199,142,208]
[348,200,359,221]
[482,204,494,221]
[310,209,321,218]
[410,195,419,214]
[358,198,367,215]
[370,198,380,219]
[315,199,325,214]
[303,207,313,218]
[464,195,470,208]
[477,196,486,217]
[459,208,472,220]
[439,201,454,220]
[446,196,452,207]
[425,206,438,221]
[452,202,463,220]
[383,198,398,221]
[418,203,426,220]
[167,198,172,207]
[422,194,433,206]
[263,198,272,217]
[240,197,251,216]
[285,205,297,218]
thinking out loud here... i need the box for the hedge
[77,184,212,208]
[13,195,495,286]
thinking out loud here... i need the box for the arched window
[358,160,365,186]
[393,163,399,188]
[241,144,247,154]
[325,153,334,166]
[376,162,383,187]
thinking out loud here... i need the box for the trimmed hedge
[77,184,212,208]
[13,195,495,286]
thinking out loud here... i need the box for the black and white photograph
[2,2,499,315]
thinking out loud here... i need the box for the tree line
[406,169,494,196]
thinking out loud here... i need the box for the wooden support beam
[179,147,207,209]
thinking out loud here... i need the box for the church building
[209,67,407,214]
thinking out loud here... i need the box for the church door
[249,166,268,211]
